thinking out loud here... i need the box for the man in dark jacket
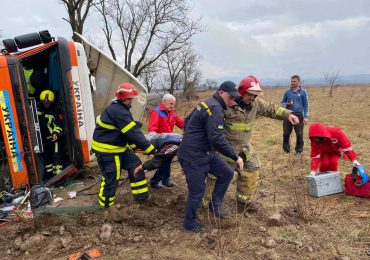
[92,83,156,207]
[178,81,244,232]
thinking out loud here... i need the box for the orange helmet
[238,76,263,96]
[114,83,138,100]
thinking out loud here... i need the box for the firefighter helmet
[40,90,55,102]
[114,83,138,100]
[238,76,263,96]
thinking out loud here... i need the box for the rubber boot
[236,170,259,204]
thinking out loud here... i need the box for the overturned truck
[0,30,148,191]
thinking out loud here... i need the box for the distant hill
[216,74,370,87]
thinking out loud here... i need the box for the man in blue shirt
[280,75,309,155]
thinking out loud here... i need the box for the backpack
[30,185,52,209]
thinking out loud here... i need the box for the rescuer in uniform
[178,81,244,232]
[202,76,299,211]
[37,90,63,180]
[92,83,156,207]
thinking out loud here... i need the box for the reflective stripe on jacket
[92,100,154,155]
[178,92,238,164]
[37,102,63,139]
[309,122,356,171]
[224,98,292,152]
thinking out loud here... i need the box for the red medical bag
[344,174,370,198]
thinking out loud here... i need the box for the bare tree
[182,69,201,100]
[140,62,160,93]
[159,43,200,94]
[324,71,340,97]
[205,78,218,89]
[181,48,201,99]
[60,0,95,42]
[97,0,202,78]
[160,48,187,94]
[93,0,117,60]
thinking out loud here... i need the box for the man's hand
[52,133,58,142]
[303,118,309,124]
[133,164,144,179]
[310,170,317,176]
[287,101,294,106]
[288,114,300,125]
[352,160,361,167]
[235,157,244,172]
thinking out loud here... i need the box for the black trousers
[283,112,304,153]
[42,140,62,181]
[96,149,145,207]
[180,154,234,229]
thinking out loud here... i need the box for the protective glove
[309,171,317,176]
[352,160,361,167]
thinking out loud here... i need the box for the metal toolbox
[305,171,343,197]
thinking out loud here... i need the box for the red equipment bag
[344,174,370,198]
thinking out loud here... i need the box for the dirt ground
[0,86,370,260]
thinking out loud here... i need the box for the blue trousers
[180,154,234,229]
[150,157,172,184]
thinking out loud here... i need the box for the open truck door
[0,30,148,190]
[0,32,86,189]
[73,33,148,122]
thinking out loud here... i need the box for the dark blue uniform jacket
[178,92,238,165]
[92,100,154,155]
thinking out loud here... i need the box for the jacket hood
[158,102,166,111]
[309,122,331,139]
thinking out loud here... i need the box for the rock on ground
[268,213,282,226]
[19,233,45,252]
[100,223,113,239]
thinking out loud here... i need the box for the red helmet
[238,76,263,96]
[114,83,138,100]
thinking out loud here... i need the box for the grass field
[169,85,370,259]
[1,85,369,260]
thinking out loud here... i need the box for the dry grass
[174,85,370,259]
[2,86,369,260]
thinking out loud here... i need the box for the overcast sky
[2,0,370,83]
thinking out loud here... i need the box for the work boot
[134,193,149,202]
[295,151,302,156]
[150,182,163,189]
[209,204,231,219]
[182,222,204,233]
[162,179,175,187]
